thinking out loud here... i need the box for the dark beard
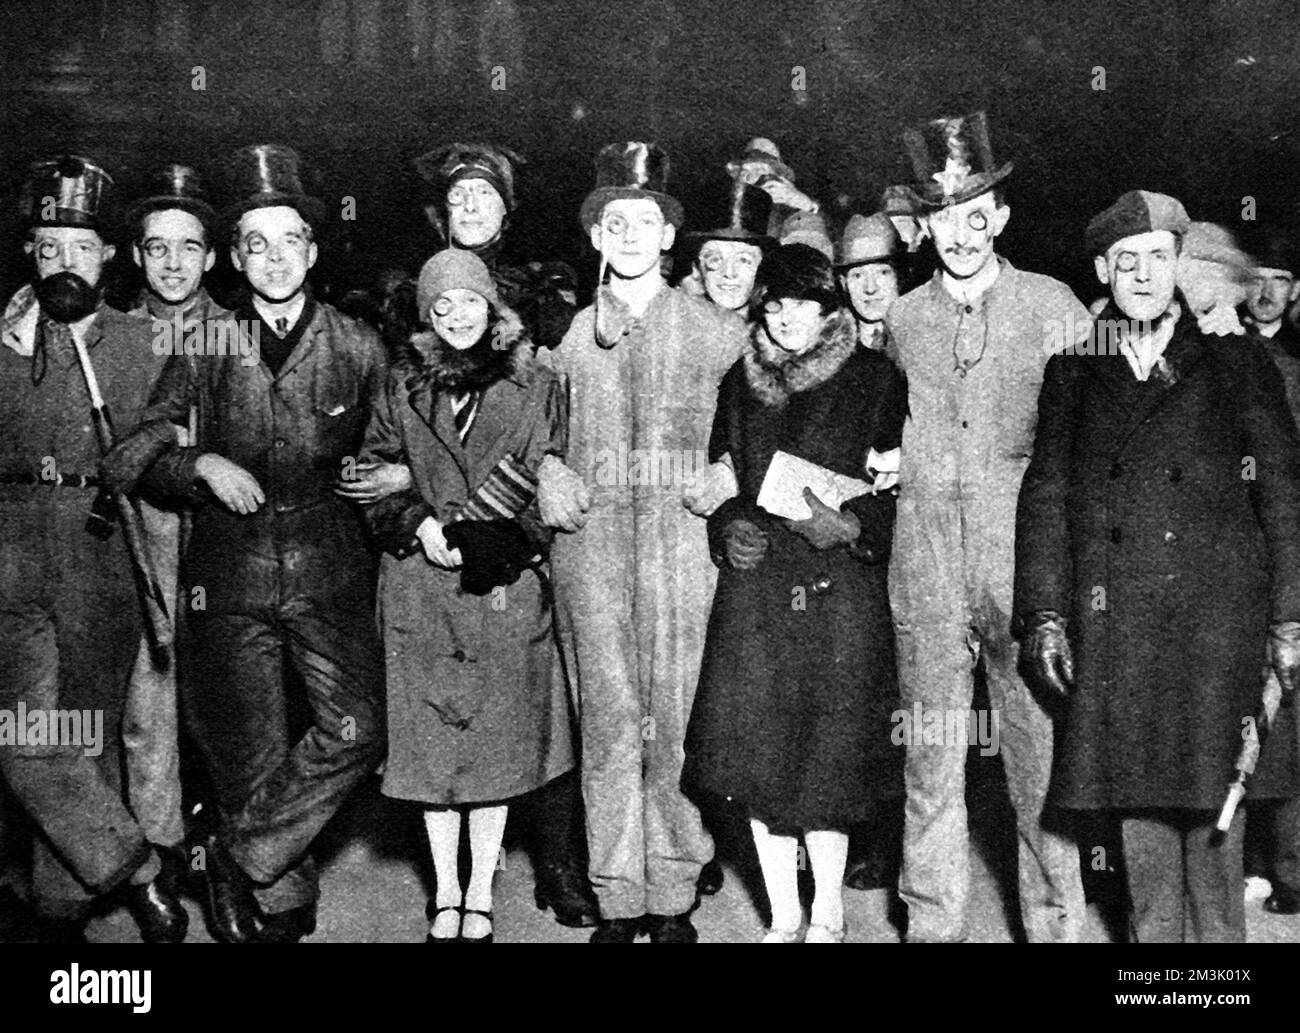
[35,271,100,323]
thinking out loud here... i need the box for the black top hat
[902,111,1013,209]
[579,142,684,232]
[19,154,115,233]
[125,164,216,238]
[685,181,775,248]
[218,144,326,231]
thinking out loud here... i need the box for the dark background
[1,0,1297,305]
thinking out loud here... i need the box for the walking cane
[1215,667,1284,833]
[69,331,172,670]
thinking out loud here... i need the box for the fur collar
[405,308,529,394]
[743,308,858,407]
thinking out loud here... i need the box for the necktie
[32,318,74,386]
[452,390,480,444]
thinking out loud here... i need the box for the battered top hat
[1085,190,1190,256]
[414,142,523,212]
[685,181,774,247]
[755,242,840,311]
[125,163,216,237]
[219,144,326,230]
[579,142,684,232]
[835,212,903,269]
[903,111,1013,209]
[727,137,796,185]
[19,154,115,233]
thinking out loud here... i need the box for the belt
[0,471,100,489]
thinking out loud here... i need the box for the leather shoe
[201,834,266,943]
[1264,884,1300,915]
[125,875,189,944]
[697,859,724,897]
[589,917,642,943]
[534,861,599,928]
[259,901,318,943]
[645,913,698,943]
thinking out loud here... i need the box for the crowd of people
[3,109,1300,944]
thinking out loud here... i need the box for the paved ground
[82,747,1300,944]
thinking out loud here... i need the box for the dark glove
[98,418,178,495]
[723,519,769,571]
[1021,611,1075,697]
[1269,621,1300,696]
[442,519,540,596]
[785,487,861,550]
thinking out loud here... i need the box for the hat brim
[125,196,216,232]
[912,163,1014,210]
[220,193,328,233]
[834,251,903,270]
[580,188,684,233]
[727,158,796,184]
[683,227,775,247]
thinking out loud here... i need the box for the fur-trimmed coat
[359,320,573,804]
[683,309,907,829]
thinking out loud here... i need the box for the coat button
[811,575,834,595]
[965,305,974,314]
[1169,466,1182,482]
[961,420,969,428]
[1110,527,1122,544]
[1110,462,1122,479]
[275,438,286,448]
[1164,531,1178,544]
[452,649,466,662]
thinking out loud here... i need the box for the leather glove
[98,418,179,494]
[1269,620,1300,696]
[786,487,860,550]
[723,519,769,571]
[1022,610,1075,697]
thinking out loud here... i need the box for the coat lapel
[1090,315,1206,457]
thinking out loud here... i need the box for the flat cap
[1086,190,1190,256]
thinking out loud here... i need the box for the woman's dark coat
[683,309,907,830]
[1014,305,1300,811]
[360,320,574,805]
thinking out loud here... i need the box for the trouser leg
[1185,810,1245,943]
[896,622,974,942]
[643,670,713,918]
[0,605,148,918]
[122,503,184,848]
[226,604,385,890]
[1121,813,1185,943]
[984,645,1083,942]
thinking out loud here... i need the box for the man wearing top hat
[0,154,189,941]
[537,141,748,942]
[112,164,233,890]
[885,112,1087,942]
[1015,191,1300,941]
[680,181,775,313]
[119,144,387,942]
